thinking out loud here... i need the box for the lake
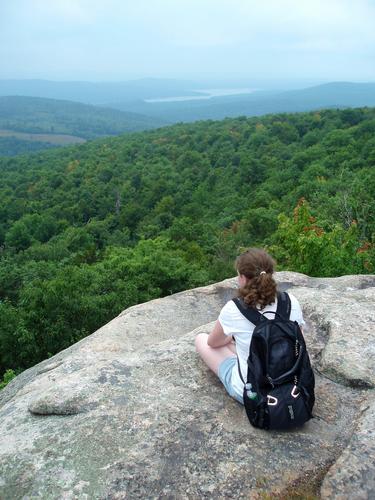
[144,88,258,103]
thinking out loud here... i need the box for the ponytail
[235,248,277,308]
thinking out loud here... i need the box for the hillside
[0,107,374,384]
[2,82,375,157]
[0,136,60,156]
[0,96,166,156]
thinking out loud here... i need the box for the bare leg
[195,333,236,376]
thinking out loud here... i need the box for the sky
[0,0,375,83]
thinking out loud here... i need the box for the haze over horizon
[1,0,375,85]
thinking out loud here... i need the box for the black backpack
[233,291,315,430]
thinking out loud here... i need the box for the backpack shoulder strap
[232,297,265,326]
[276,291,291,319]
[232,297,264,386]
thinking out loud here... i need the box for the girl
[195,248,305,404]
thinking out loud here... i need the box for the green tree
[272,199,374,276]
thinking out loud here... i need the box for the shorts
[218,357,244,405]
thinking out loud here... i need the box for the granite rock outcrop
[0,272,374,499]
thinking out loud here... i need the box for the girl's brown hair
[235,248,277,309]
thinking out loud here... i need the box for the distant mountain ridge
[0,78,202,104]
[109,82,375,122]
[0,95,166,137]
[1,80,374,156]
[0,95,167,155]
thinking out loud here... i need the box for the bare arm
[207,320,233,348]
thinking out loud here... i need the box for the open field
[0,129,86,145]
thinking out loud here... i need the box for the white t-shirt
[218,293,305,399]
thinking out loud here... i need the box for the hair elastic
[259,271,266,275]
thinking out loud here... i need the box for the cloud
[0,0,374,80]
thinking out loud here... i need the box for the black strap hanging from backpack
[232,291,315,431]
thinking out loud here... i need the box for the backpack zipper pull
[266,375,274,388]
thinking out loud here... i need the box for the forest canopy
[0,107,374,384]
